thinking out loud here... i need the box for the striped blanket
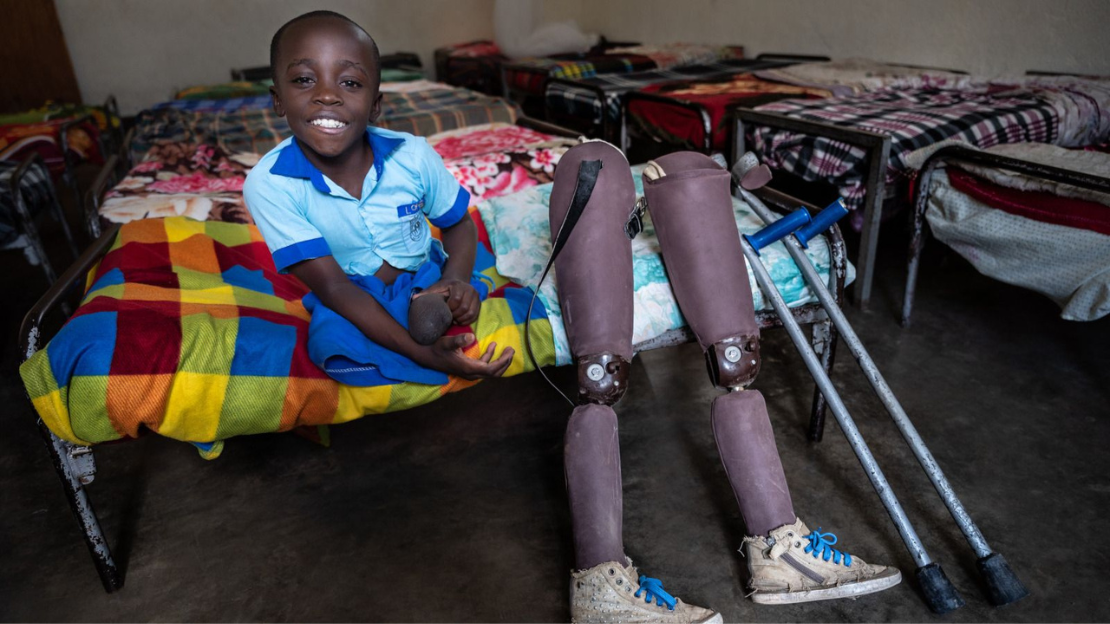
[19,217,554,459]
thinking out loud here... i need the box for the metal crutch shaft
[743,190,1028,606]
[739,224,964,614]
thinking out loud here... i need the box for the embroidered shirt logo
[396,200,424,218]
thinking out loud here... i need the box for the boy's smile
[270,16,382,179]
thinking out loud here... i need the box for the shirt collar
[269,128,406,194]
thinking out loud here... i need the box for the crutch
[738,205,965,614]
[737,171,1029,608]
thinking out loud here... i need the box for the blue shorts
[303,246,491,386]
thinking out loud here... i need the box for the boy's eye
[292,76,314,85]
[341,80,363,88]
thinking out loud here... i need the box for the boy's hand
[423,333,514,380]
[415,279,481,325]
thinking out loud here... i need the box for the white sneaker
[570,560,723,623]
[742,518,902,604]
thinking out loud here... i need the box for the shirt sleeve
[415,138,470,229]
[243,169,332,273]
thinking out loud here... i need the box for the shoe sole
[750,569,903,605]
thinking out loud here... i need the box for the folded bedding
[911,142,1110,320]
[748,78,1110,228]
[20,216,555,459]
[175,81,273,100]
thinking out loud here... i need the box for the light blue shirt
[243,127,470,275]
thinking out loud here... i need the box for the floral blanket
[107,124,572,230]
[427,123,576,207]
[100,142,258,226]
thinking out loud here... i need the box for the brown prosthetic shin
[550,140,635,404]
[565,404,626,570]
[641,152,760,389]
[711,390,796,536]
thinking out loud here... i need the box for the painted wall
[54,0,1109,115]
[55,0,496,115]
[578,0,1109,78]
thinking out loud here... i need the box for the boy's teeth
[311,119,346,129]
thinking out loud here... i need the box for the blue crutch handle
[794,199,849,248]
[743,208,811,255]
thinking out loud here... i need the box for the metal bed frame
[732,107,892,309]
[21,117,847,591]
[901,144,1110,326]
[5,154,81,304]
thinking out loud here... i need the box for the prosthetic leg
[641,152,900,605]
[550,141,720,624]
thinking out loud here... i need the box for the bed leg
[37,422,123,593]
[902,161,939,327]
[808,317,838,442]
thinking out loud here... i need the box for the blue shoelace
[804,528,853,566]
[635,576,677,611]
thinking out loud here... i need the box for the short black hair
[269,10,380,83]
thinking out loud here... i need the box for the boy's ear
[368,92,383,124]
[270,85,285,117]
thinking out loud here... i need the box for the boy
[245,11,514,384]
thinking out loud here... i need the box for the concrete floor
[1,213,1108,622]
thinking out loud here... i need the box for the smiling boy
[245,11,514,384]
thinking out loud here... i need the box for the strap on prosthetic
[525,159,605,406]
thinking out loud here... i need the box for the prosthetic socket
[642,152,761,390]
[549,140,636,406]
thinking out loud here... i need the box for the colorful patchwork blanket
[20,217,554,459]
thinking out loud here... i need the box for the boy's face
[271,18,382,164]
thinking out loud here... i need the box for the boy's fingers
[413,287,448,300]
[449,333,475,350]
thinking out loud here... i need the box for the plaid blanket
[153,95,273,114]
[0,159,54,245]
[546,59,787,127]
[132,88,519,156]
[20,217,554,459]
[748,87,1061,216]
[435,40,507,95]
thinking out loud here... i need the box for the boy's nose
[313,86,342,105]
